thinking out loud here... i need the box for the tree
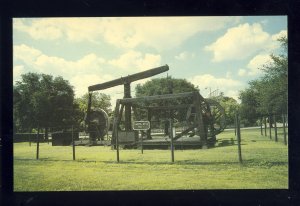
[14,73,76,139]
[210,94,240,126]
[239,36,288,125]
[135,77,198,96]
[135,77,198,124]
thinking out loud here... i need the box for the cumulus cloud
[238,69,247,77]
[13,44,164,98]
[13,65,25,82]
[238,54,273,77]
[14,17,240,51]
[189,74,243,100]
[205,23,272,62]
[108,50,161,71]
[14,44,106,76]
[175,51,195,61]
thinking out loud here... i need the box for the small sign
[133,121,150,130]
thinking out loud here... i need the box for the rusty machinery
[112,91,226,148]
[85,64,226,147]
[85,65,170,142]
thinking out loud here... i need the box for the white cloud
[175,51,195,61]
[13,65,25,82]
[14,44,106,76]
[238,69,247,77]
[238,53,272,77]
[189,74,243,100]
[14,17,240,51]
[272,30,287,41]
[13,44,164,99]
[205,23,272,62]
[108,50,161,71]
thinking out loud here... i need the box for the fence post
[29,134,31,147]
[274,114,278,142]
[234,115,237,136]
[140,131,143,154]
[260,116,263,135]
[269,114,272,139]
[236,112,242,164]
[36,126,40,160]
[170,119,175,163]
[264,117,267,136]
[72,125,75,160]
[283,114,287,145]
[116,128,119,162]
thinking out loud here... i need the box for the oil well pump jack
[85,65,226,148]
[85,65,170,143]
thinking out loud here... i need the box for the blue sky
[13,16,287,103]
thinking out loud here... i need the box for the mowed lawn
[14,128,288,191]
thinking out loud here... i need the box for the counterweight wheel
[87,109,109,141]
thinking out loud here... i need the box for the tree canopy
[134,77,198,123]
[209,94,239,126]
[239,36,288,125]
[135,77,198,97]
[14,73,76,133]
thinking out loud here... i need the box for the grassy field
[13,128,288,191]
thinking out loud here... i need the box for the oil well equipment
[85,65,226,148]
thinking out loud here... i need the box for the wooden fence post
[234,114,237,136]
[116,128,119,162]
[72,125,75,160]
[274,115,278,142]
[283,114,287,145]
[170,119,175,163]
[269,114,272,139]
[260,116,263,136]
[264,117,267,136]
[140,130,143,154]
[36,126,40,160]
[236,112,242,164]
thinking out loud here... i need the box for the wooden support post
[140,131,143,154]
[236,113,242,164]
[193,93,207,148]
[269,114,272,139]
[72,126,75,160]
[116,128,119,162]
[29,134,31,147]
[260,116,263,136]
[36,126,40,160]
[283,114,287,145]
[264,117,267,136]
[274,115,278,142]
[147,108,152,139]
[234,114,237,136]
[112,100,121,149]
[124,83,132,132]
[170,119,175,163]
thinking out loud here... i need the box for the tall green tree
[14,73,76,138]
[239,36,288,125]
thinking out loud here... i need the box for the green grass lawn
[13,128,288,191]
